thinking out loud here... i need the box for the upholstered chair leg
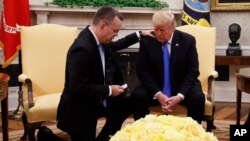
[204,106,216,132]
[211,118,216,129]
[211,106,216,129]
[205,116,213,132]
[20,113,28,140]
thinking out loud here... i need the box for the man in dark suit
[56,6,151,141]
[130,10,205,124]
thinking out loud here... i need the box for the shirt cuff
[153,91,161,99]
[177,93,185,100]
[108,86,112,96]
[136,31,142,40]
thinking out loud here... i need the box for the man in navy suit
[131,10,205,124]
[56,6,151,141]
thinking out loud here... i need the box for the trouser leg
[96,95,131,141]
[130,86,152,120]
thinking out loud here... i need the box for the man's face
[154,24,174,43]
[100,16,122,43]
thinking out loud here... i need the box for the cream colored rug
[2,118,236,141]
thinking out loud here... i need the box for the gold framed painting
[211,0,250,11]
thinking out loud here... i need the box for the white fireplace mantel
[29,5,182,29]
[30,5,182,14]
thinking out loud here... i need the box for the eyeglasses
[104,22,120,33]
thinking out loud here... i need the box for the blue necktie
[162,42,171,97]
[98,44,107,107]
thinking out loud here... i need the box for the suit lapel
[170,31,180,77]
[154,41,164,82]
[85,28,105,81]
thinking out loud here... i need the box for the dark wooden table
[0,73,10,141]
[235,68,250,125]
[216,56,250,125]
[216,56,250,65]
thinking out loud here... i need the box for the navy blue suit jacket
[57,26,139,133]
[136,30,201,98]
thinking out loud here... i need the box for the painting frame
[211,0,250,11]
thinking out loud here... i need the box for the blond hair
[152,10,176,28]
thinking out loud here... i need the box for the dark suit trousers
[131,84,205,123]
[69,95,131,141]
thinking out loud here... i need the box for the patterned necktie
[162,42,171,97]
[98,44,107,107]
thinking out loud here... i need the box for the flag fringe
[1,44,20,68]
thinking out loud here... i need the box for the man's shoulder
[174,30,195,41]
[140,35,158,43]
[175,30,194,37]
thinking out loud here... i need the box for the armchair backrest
[20,24,78,97]
[176,25,216,93]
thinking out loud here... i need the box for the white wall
[30,0,53,5]
[211,12,250,46]
[165,0,183,9]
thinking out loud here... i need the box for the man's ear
[99,21,106,30]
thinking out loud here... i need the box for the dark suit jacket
[136,30,200,98]
[57,26,139,133]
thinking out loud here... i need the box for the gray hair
[152,10,176,28]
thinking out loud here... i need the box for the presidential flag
[182,0,210,27]
[0,0,31,68]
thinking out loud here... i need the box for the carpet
[2,118,236,141]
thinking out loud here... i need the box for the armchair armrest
[207,70,218,102]
[209,71,218,78]
[18,74,34,108]
[18,74,30,82]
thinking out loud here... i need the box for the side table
[0,73,10,141]
[235,68,250,125]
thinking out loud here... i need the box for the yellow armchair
[151,25,218,132]
[19,24,78,141]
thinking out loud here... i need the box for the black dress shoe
[37,126,65,141]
